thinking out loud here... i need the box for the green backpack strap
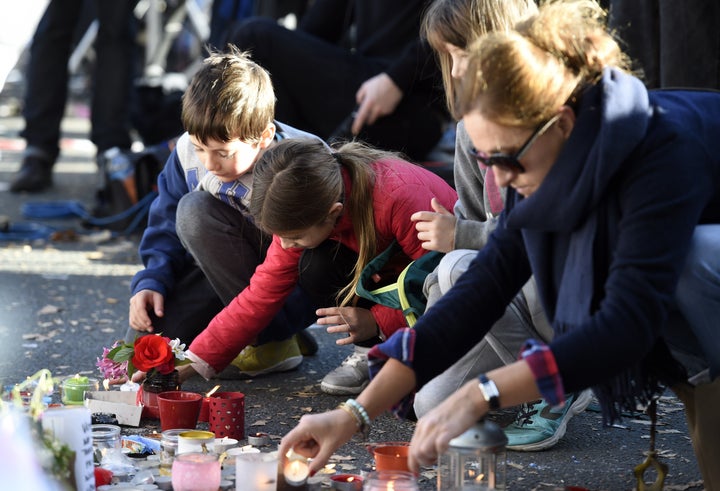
[356,240,405,311]
[396,263,419,326]
[356,240,444,327]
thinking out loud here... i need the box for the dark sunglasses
[470,114,560,173]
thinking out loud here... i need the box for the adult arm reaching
[278,358,417,474]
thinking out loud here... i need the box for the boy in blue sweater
[125,46,320,376]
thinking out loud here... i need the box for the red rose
[132,335,175,374]
[95,467,113,486]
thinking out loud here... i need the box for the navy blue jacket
[411,69,720,415]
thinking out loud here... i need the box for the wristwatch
[478,374,500,410]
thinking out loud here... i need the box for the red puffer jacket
[188,157,458,375]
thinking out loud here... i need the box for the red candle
[330,474,364,491]
[198,397,210,422]
[199,385,220,423]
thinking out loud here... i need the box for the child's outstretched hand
[316,306,379,345]
[411,197,456,253]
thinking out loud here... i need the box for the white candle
[235,452,278,491]
[283,457,309,486]
[41,406,95,491]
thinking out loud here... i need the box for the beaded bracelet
[337,398,370,439]
[345,398,370,429]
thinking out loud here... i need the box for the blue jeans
[21,0,138,163]
[675,224,720,380]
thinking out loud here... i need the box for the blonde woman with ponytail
[280,2,720,488]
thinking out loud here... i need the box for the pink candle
[171,452,221,491]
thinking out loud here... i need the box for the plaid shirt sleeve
[367,327,416,418]
[520,339,566,407]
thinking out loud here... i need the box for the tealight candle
[283,450,309,487]
[213,436,239,454]
[248,432,270,446]
[330,473,364,491]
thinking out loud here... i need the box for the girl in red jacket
[181,138,458,382]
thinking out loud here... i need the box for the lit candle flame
[205,384,221,397]
[103,379,110,391]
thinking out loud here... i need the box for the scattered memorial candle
[363,471,420,491]
[248,432,270,446]
[61,375,98,405]
[200,385,221,422]
[172,452,221,491]
[330,473,364,491]
[283,449,310,487]
[235,451,278,491]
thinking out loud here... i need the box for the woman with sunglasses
[279,1,720,486]
[410,0,594,453]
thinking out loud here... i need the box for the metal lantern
[437,419,508,490]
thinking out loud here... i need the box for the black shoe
[10,156,53,193]
[296,329,319,356]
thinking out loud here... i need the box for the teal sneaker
[504,389,593,451]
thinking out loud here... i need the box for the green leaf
[109,345,135,363]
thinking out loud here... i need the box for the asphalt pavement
[0,77,706,491]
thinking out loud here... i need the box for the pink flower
[96,343,128,380]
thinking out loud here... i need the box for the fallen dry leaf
[329,454,355,462]
[38,304,61,315]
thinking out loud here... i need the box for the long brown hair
[251,138,401,306]
[421,0,537,116]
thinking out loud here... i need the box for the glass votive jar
[160,428,192,476]
[60,375,99,405]
[92,424,121,462]
[172,452,221,491]
[363,470,419,490]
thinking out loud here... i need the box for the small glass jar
[92,424,121,463]
[160,428,192,476]
[363,470,419,490]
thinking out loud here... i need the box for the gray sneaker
[320,346,370,395]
